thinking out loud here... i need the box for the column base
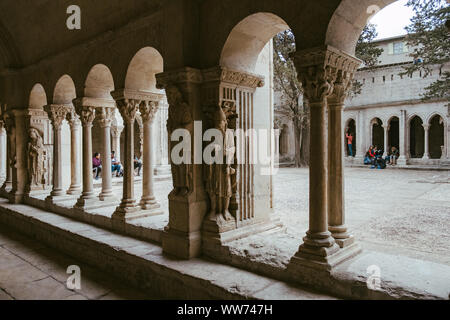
[0,183,12,198]
[45,195,71,205]
[202,217,284,260]
[288,242,362,287]
[354,154,364,164]
[397,156,407,166]
[154,164,171,176]
[99,192,119,202]
[8,192,24,204]
[74,195,104,211]
[140,200,164,216]
[67,186,82,195]
[111,204,143,222]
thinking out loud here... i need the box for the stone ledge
[0,199,335,300]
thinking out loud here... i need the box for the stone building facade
[276,35,450,166]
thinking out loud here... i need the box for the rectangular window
[393,42,404,55]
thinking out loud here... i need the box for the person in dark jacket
[93,152,102,180]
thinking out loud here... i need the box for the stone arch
[84,64,115,99]
[387,116,400,151]
[29,84,48,110]
[220,12,291,72]
[370,117,384,151]
[326,0,398,54]
[344,118,356,157]
[428,114,445,159]
[409,115,424,158]
[53,75,76,105]
[125,47,164,93]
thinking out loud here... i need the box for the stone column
[97,107,116,201]
[74,106,97,210]
[0,121,5,182]
[289,46,361,275]
[139,100,162,214]
[274,128,281,164]
[45,105,70,202]
[9,110,28,204]
[422,124,430,160]
[66,110,82,195]
[327,70,356,248]
[383,124,389,157]
[355,111,365,161]
[111,125,123,162]
[112,98,141,221]
[0,113,13,195]
[398,110,407,165]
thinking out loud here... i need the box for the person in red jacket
[346,132,354,157]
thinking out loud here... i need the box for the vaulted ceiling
[0,0,164,70]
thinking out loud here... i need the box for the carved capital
[422,124,430,131]
[66,109,81,128]
[111,125,123,137]
[291,46,361,105]
[76,105,96,127]
[45,105,70,129]
[116,99,140,124]
[96,107,114,128]
[202,66,265,89]
[328,70,354,107]
[139,100,159,124]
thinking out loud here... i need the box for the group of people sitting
[92,151,143,180]
[364,145,399,169]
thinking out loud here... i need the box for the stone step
[0,199,336,300]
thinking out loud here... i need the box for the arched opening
[409,116,424,158]
[345,119,356,157]
[125,47,164,93]
[53,75,77,191]
[29,84,47,110]
[429,115,444,159]
[388,116,400,151]
[371,118,384,151]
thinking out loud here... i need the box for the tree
[401,0,450,105]
[273,25,383,167]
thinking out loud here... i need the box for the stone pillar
[139,100,162,214]
[398,110,407,165]
[156,68,207,259]
[112,97,141,221]
[45,105,70,203]
[354,111,365,161]
[274,128,281,164]
[0,112,13,195]
[289,46,361,277]
[111,125,123,162]
[9,110,28,204]
[327,70,356,249]
[383,124,389,157]
[422,124,430,160]
[0,121,5,182]
[66,110,82,195]
[74,106,97,209]
[97,107,116,201]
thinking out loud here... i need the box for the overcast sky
[370,0,415,40]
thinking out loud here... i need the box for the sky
[370,0,415,40]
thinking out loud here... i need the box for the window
[393,42,404,55]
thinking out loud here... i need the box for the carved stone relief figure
[166,84,193,196]
[205,104,236,224]
[27,127,46,188]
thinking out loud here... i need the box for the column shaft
[67,113,82,194]
[98,108,114,200]
[51,124,64,196]
[75,106,96,208]
[140,101,161,211]
[423,125,430,159]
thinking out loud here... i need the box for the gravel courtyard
[121,167,450,266]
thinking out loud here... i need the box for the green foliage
[401,0,450,104]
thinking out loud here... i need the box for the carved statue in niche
[166,84,193,196]
[205,104,236,223]
[27,127,46,187]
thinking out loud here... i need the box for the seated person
[111,151,123,177]
[93,152,102,180]
[134,155,142,176]
[386,146,399,165]
[364,146,375,165]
